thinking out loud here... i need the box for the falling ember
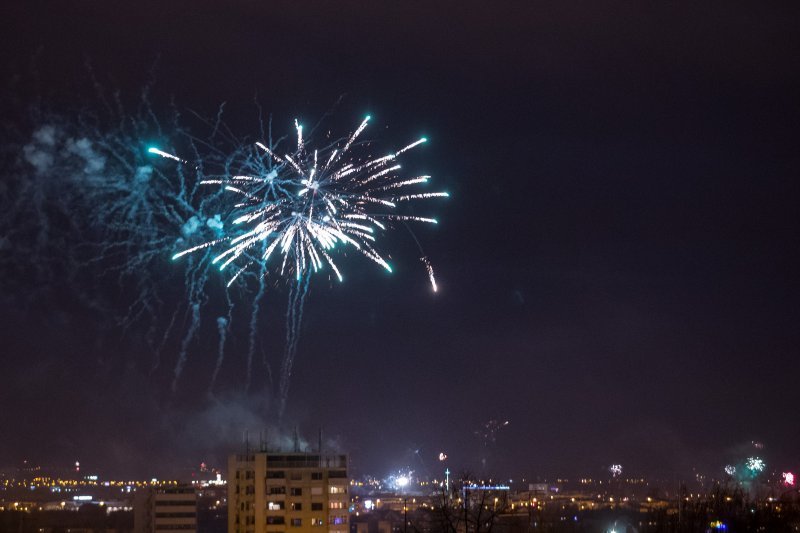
[422,257,438,292]
[147,147,186,163]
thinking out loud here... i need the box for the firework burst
[166,116,446,289]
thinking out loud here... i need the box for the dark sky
[1,1,799,481]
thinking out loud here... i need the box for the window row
[266,516,347,527]
[268,486,346,496]
[266,470,340,480]
[269,502,328,511]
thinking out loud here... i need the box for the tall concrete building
[228,451,349,533]
[134,484,198,533]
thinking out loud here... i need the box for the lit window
[329,501,343,509]
[268,502,284,511]
[312,518,325,526]
[329,486,345,495]
[331,516,347,525]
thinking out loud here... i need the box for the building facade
[134,484,198,533]
[228,452,349,533]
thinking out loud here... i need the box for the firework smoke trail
[211,316,229,391]
[209,288,233,394]
[245,259,268,394]
[278,271,311,417]
[174,301,201,392]
[3,81,233,384]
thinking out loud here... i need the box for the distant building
[228,451,349,533]
[134,484,198,533]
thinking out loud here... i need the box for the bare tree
[428,472,509,533]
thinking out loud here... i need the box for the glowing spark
[422,257,438,292]
[783,472,795,486]
[395,137,427,156]
[724,465,736,476]
[147,147,186,163]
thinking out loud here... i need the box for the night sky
[1,1,799,481]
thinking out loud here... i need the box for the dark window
[269,486,286,495]
[291,518,302,527]
[267,470,286,479]
[155,500,196,507]
[311,472,323,480]
[267,517,286,525]
[291,502,302,511]
[328,470,347,478]
[155,512,196,518]
[290,488,302,496]
[311,503,323,511]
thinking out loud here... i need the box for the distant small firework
[751,440,764,450]
[724,465,736,476]
[387,470,414,491]
[438,452,447,461]
[476,419,510,446]
[782,472,795,486]
[608,464,623,477]
[746,457,765,473]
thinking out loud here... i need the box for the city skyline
[1,0,799,483]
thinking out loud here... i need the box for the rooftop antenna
[318,427,323,454]
[293,426,300,452]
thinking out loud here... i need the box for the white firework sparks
[746,456,765,473]
[166,116,445,290]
